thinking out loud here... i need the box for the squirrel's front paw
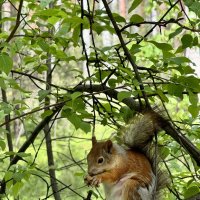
[84,175,101,187]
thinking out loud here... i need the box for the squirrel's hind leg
[122,179,142,200]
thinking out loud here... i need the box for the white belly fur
[103,173,156,200]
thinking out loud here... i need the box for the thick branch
[75,84,200,166]
[5,0,24,43]
[102,0,150,107]
[0,104,63,194]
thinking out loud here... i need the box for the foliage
[0,0,199,199]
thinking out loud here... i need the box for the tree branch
[0,103,64,194]
[75,84,200,167]
[102,0,150,108]
[5,0,24,43]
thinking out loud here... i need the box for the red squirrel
[84,111,166,200]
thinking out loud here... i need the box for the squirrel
[84,111,167,200]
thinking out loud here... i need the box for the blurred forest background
[0,0,200,199]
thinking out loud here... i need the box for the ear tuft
[105,140,113,153]
[92,136,97,146]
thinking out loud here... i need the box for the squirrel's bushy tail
[123,110,168,199]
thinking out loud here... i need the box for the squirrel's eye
[97,157,104,164]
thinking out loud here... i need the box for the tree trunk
[43,3,61,200]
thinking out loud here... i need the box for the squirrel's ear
[105,140,113,153]
[92,136,97,146]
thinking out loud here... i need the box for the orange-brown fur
[85,140,153,200]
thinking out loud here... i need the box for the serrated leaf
[12,182,24,198]
[5,170,13,180]
[130,14,144,23]
[128,0,142,13]
[37,39,49,52]
[0,53,13,75]
[149,41,173,51]
[13,173,24,182]
[117,91,132,102]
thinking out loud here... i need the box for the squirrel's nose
[88,168,95,176]
[88,171,94,176]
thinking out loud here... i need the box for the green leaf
[79,121,91,133]
[74,172,84,176]
[41,110,53,119]
[48,16,60,25]
[160,146,170,159]
[71,92,82,101]
[93,23,104,35]
[189,2,200,17]
[0,53,13,74]
[5,151,16,156]
[72,26,80,46]
[149,41,173,51]
[40,0,54,8]
[193,36,198,46]
[188,105,199,118]
[130,14,144,23]
[169,27,182,40]
[113,13,126,23]
[120,106,134,123]
[12,182,24,198]
[117,91,132,102]
[38,90,50,102]
[170,57,191,65]
[181,34,193,48]
[167,84,184,98]
[184,185,200,199]
[17,152,31,158]
[156,89,169,102]
[189,91,198,106]
[0,78,6,89]
[128,0,143,13]
[0,140,6,151]
[13,172,24,182]
[37,39,49,52]
[108,79,117,88]
[0,110,5,121]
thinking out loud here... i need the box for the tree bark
[1,89,13,160]
[43,2,61,198]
